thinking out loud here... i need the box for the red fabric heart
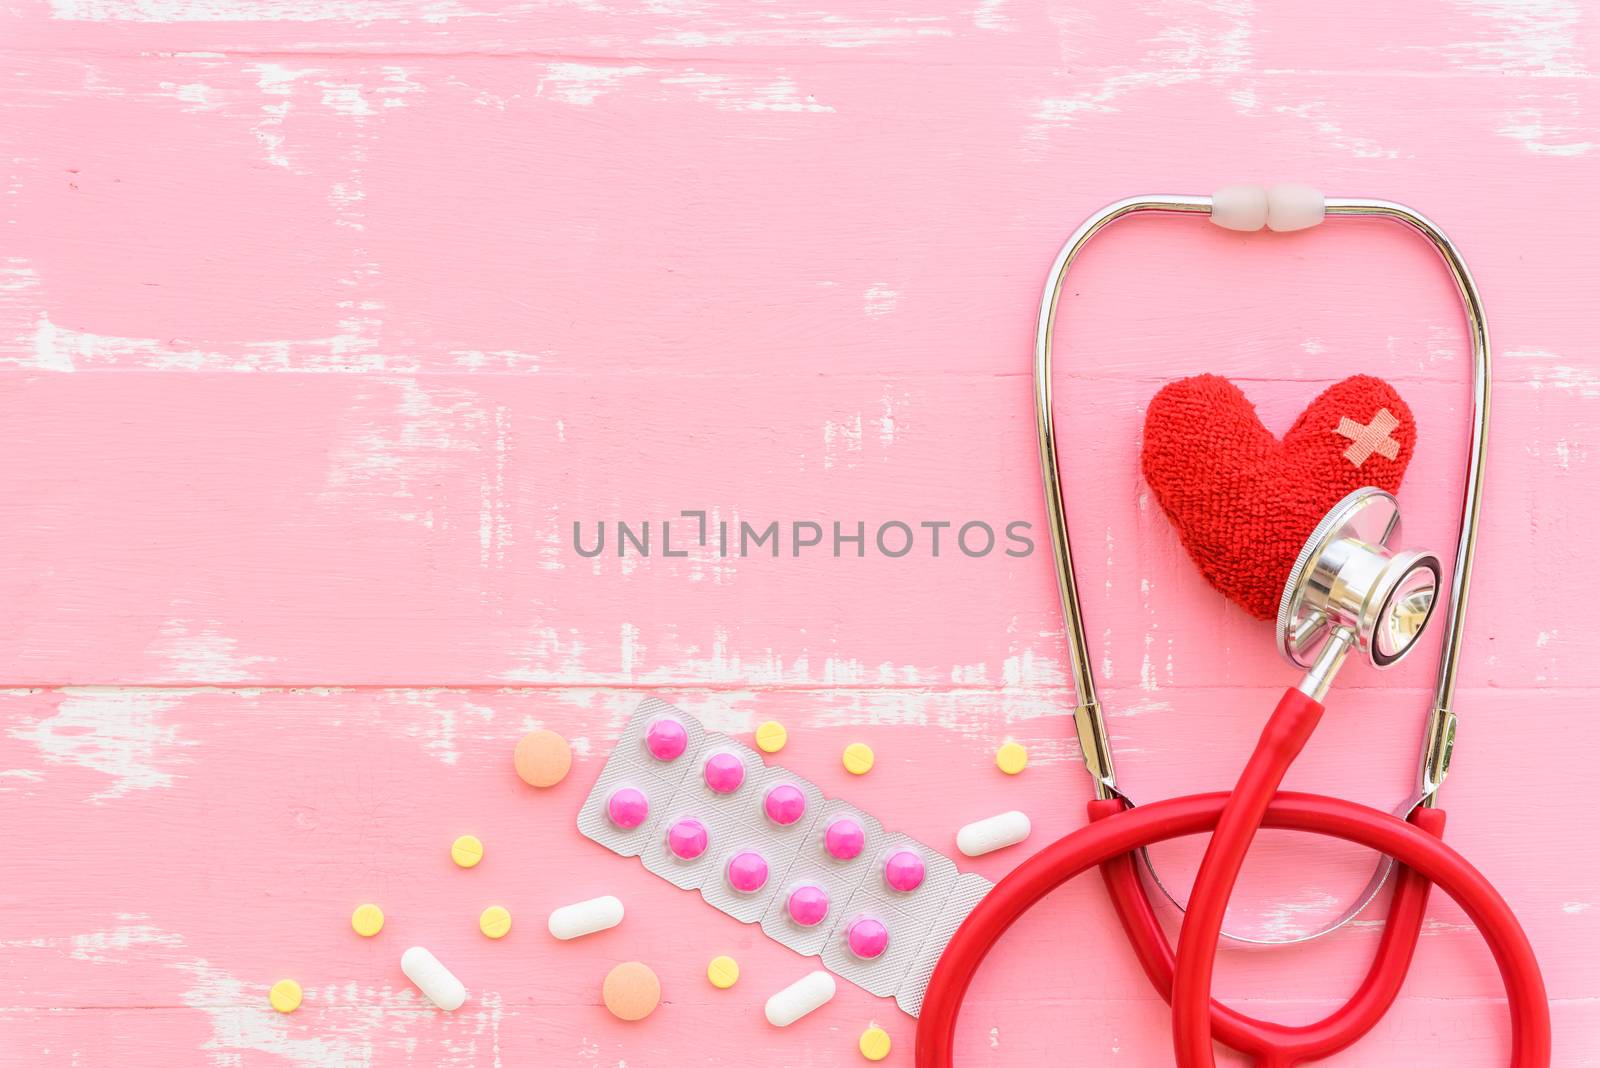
[1140,374,1416,620]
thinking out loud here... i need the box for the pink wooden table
[2,2,1596,1064]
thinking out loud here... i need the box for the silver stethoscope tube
[1034,194,1489,943]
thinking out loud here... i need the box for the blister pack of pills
[577,698,992,1017]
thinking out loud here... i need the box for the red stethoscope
[915,188,1551,1066]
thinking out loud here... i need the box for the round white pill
[400,946,467,1011]
[764,969,836,1027]
[956,810,1032,857]
[547,895,624,940]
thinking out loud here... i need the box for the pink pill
[764,783,807,826]
[824,817,866,860]
[884,848,926,892]
[847,917,889,960]
[703,751,745,794]
[727,850,769,893]
[607,787,649,830]
[645,718,688,762]
[787,884,830,927]
[667,817,708,860]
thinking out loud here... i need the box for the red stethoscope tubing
[914,688,1550,1066]
[1090,799,1441,1065]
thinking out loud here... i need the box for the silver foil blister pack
[578,700,992,1017]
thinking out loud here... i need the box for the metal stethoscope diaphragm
[1279,486,1443,698]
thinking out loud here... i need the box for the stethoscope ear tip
[1278,487,1443,672]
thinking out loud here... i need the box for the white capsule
[956,810,1031,857]
[764,969,836,1027]
[401,946,467,1011]
[547,895,625,940]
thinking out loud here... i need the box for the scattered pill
[956,810,1032,857]
[514,729,572,788]
[764,783,807,826]
[996,741,1029,776]
[755,720,788,753]
[787,884,830,927]
[667,817,709,860]
[765,970,836,1027]
[479,905,512,939]
[884,848,926,892]
[824,816,867,861]
[351,903,384,938]
[607,787,650,829]
[268,979,302,1014]
[703,751,745,794]
[847,917,889,960]
[645,718,688,762]
[727,850,770,894]
[859,1025,892,1061]
[451,835,484,868]
[401,946,467,1011]
[548,895,624,940]
[603,961,661,1021]
[707,955,740,990]
[842,742,875,776]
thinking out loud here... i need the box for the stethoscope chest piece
[1277,486,1442,671]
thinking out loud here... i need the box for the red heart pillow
[1140,374,1416,620]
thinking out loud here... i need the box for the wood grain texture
[1,0,1597,1064]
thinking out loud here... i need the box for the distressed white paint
[52,0,469,21]
[864,283,898,319]
[661,71,836,113]
[10,690,193,800]
[157,620,274,683]
[1443,0,1587,75]
[537,64,651,108]
[179,958,505,1068]
[382,689,495,765]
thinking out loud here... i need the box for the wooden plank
[3,685,1595,987]
[0,373,1588,687]
[4,0,1594,77]
[0,54,1594,378]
